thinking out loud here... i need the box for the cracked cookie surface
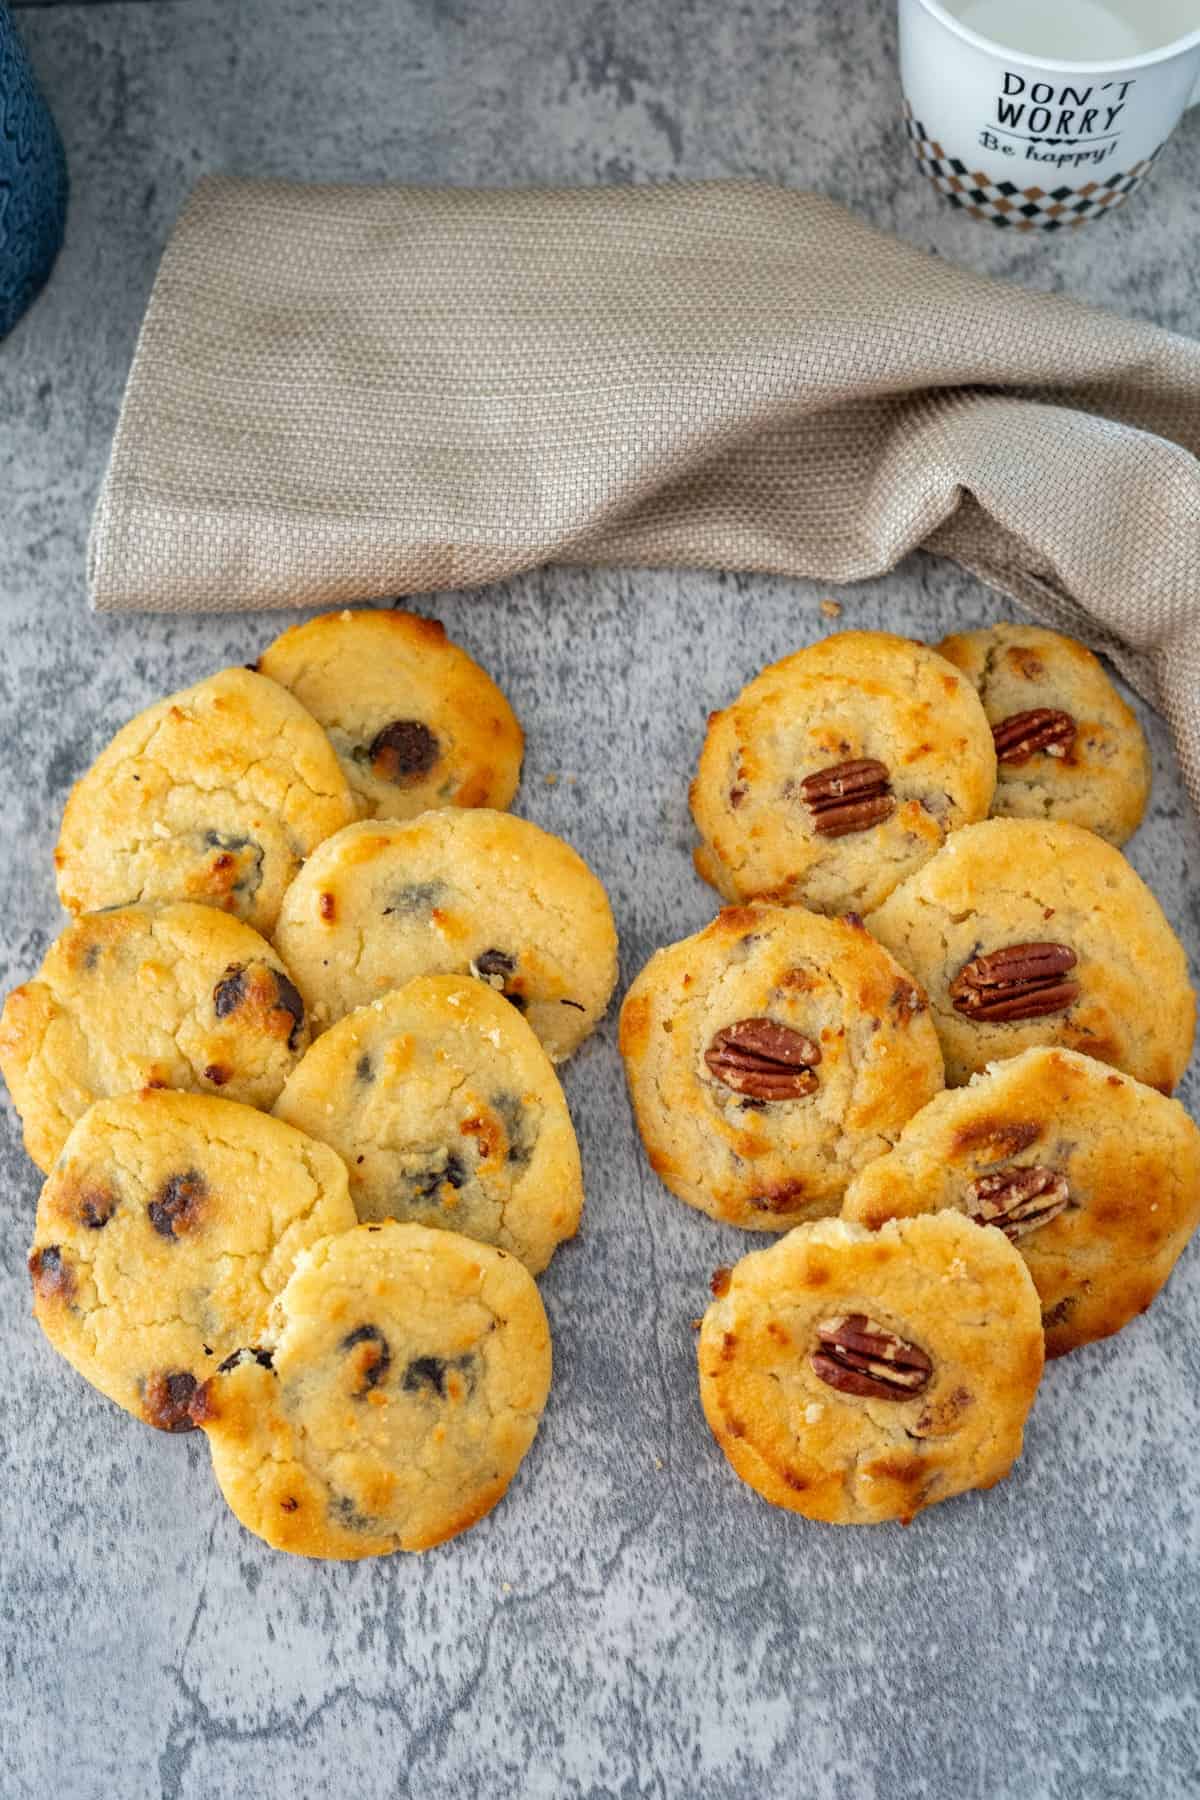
[0,902,310,1172]
[619,906,944,1230]
[257,608,524,821]
[272,810,618,1060]
[866,818,1194,1090]
[690,632,996,915]
[843,1048,1200,1357]
[273,975,582,1273]
[937,623,1150,847]
[189,1220,552,1557]
[698,1213,1043,1525]
[28,1090,354,1430]
[54,667,356,934]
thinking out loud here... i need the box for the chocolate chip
[148,1169,207,1239]
[329,1493,374,1531]
[216,1346,274,1374]
[212,964,247,1018]
[383,881,444,917]
[280,1496,299,1513]
[29,1244,74,1303]
[408,1152,468,1201]
[475,949,516,980]
[492,1091,535,1168]
[366,719,439,783]
[204,1063,230,1086]
[143,1369,200,1433]
[401,1353,474,1399]
[79,1186,117,1229]
[82,943,101,972]
[271,970,305,1050]
[341,1324,392,1395]
[355,1054,374,1083]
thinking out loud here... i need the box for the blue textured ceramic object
[0,2,67,338]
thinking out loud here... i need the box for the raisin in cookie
[273,975,582,1273]
[189,1221,552,1557]
[28,1090,354,1431]
[865,819,1194,1092]
[690,632,996,915]
[936,623,1150,846]
[619,906,943,1230]
[843,1048,1200,1357]
[273,810,618,1060]
[55,667,356,935]
[257,609,524,822]
[0,902,309,1173]
[698,1213,1043,1525]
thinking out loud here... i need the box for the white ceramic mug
[898,0,1200,227]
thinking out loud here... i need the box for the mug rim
[911,0,1200,73]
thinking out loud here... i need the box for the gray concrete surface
[3,2,1199,1796]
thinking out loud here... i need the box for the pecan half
[811,1314,932,1400]
[967,1164,1070,1240]
[992,709,1076,766]
[949,942,1079,1022]
[704,1018,821,1100]
[800,759,895,838]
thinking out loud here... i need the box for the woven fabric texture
[88,177,1200,805]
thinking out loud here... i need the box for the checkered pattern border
[902,104,1163,229]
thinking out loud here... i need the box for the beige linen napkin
[89,177,1200,801]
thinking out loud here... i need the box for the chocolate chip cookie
[690,631,996,915]
[272,810,618,1060]
[55,667,356,935]
[189,1221,552,1557]
[698,1212,1043,1525]
[0,902,309,1173]
[842,1047,1200,1357]
[866,819,1194,1092]
[273,975,582,1272]
[257,609,524,821]
[936,623,1150,846]
[619,905,944,1230]
[28,1090,354,1431]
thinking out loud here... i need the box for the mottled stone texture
[2,2,1199,1796]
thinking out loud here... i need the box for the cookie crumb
[804,1403,825,1424]
[820,598,842,619]
[501,1582,513,1594]
[544,772,558,786]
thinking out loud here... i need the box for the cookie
[55,667,356,935]
[936,623,1150,847]
[689,631,996,915]
[189,1221,552,1557]
[28,1090,354,1431]
[842,1048,1200,1357]
[865,819,1194,1092]
[620,906,944,1230]
[272,975,582,1272]
[0,902,310,1173]
[698,1213,1043,1525]
[272,810,618,1060]
[257,609,524,822]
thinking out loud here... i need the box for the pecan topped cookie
[937,623,1151,846]
[28,1090,354,1431]
[843,1048,1200,1357]
[273,975,583,1273]
[865,819,1194,1091]
[54,667,356,935]
[689,632,996,916]
[619,905,944,1230]
[257,609,524,822]
[698,1213,1043,1525]
[189,1221,552,1557]
[0,901,310,1172]
[272,810,618,1061]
